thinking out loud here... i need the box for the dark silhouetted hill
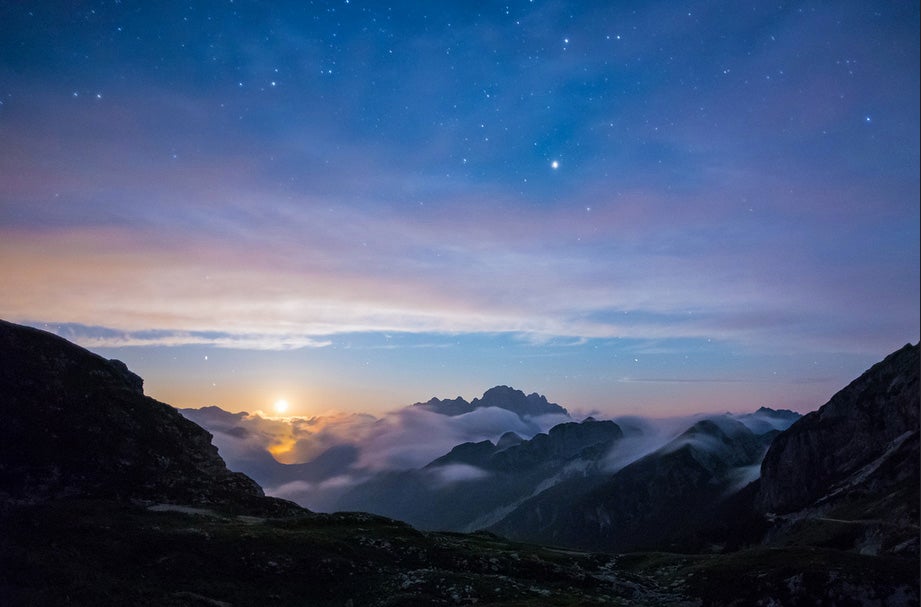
[0,319,296,515]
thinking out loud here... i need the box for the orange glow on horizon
[267,438,298,464]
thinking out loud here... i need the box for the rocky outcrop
[0,320,298,514]
[757,343,919,514]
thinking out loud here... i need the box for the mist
[181,401,571,511]
[181,399,799,514]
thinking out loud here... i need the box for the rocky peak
[413,395,474,416]
[736,407,801,436]
[471,385,569,417]
[414,386,569,417]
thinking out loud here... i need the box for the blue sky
[1,1,918,415]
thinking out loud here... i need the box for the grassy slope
[0,499,691,607]
[3,499,917,606]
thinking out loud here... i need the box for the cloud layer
[181,397,800,515]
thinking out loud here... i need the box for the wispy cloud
[43,324,331,350]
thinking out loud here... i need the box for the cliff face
[757,343,919,515]
[0,320,294,513]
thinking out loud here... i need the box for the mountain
[335,417,623,531]
[490,415,771,552]
[0,320,294,515]
[414,385,569,417]
[735,406,802,436]
[757,342,920,557]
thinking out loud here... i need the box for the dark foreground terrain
[3,497,917,606]
[1,319,918,606]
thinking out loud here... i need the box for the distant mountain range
[490,415,778,552]
[1,318,917,605]
[180,383,803,541]
[334,408,800,543]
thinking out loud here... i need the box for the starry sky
[1,1,918,417]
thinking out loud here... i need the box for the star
[551,160,559,170]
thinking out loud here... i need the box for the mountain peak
[413,395,474,416]
[414,385,569,417]
[471,386,569,417]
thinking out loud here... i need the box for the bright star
[551,160,559,169]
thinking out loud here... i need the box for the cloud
[182,401,799,514]
[35,323,331,350]
[348,406,565,472]
[426,464,491,487]
[602,415,700,474]
[183,400,569,475]
[265,476,363,512]
[1,135,916,357]
[601,411,798,475]
[179,395,578,511]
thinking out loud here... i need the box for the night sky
[1,1,918,417]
